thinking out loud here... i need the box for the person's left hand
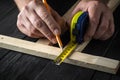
[69,0,115,41]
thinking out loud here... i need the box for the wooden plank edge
[67,52,120,74]
[0,34,119,74]
[108,0,120,11]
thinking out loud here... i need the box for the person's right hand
[17,0,66,43]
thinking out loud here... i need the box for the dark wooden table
[0,0,120,80]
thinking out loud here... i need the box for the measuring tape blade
[54,42,78,65]
[54,11,88,65]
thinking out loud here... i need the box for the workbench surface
[0,0,120,80]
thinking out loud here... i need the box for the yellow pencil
[42,0,50,13]
[42,0,63,50]
[56,35,63,49]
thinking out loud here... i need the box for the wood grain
[0,34,119,74]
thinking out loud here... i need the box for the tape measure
[54,11,89,65]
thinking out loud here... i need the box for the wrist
[14,0,32,11]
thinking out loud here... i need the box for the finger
[19,13,44,38]
[23,4,46,38]
[26,9,56,43]
[17,23,38,38]
[18,11,31,30]
[84,6,101,41]
[33,1,61,35]
[21,24,44,38]
[25,12,45,37]
[17,20,28,35]
[34,19,57,43]
[17,13,30,35]
[26,20,44,38]
[93,13,109,39]
[99,29,111,40]
[100,19,115,40]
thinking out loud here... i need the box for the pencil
[42,0,50,13]
[56,35,63,49]
[42,0,63,50]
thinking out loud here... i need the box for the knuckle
[17,20,23,29]
[46,33,51,38]
[24,5,29,10]
[42,13,49,20]
[49,23,56,29]
[23,6,30,15]
[33,19,43,28]
[33,0,42,5]
[28,32,35,37]
[45,32,53,40]
[31,28,37,33]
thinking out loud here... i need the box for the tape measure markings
[54,11,87,65]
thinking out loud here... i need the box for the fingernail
[52,38,57,44]
[54,29,59,35]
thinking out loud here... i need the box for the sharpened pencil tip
[56,35,63,50]
[60,47,63,52]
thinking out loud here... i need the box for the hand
[70,0,115,41]
[17,0,66,43]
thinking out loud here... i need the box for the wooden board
[108,0,120,11]
[0,34,119,74]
